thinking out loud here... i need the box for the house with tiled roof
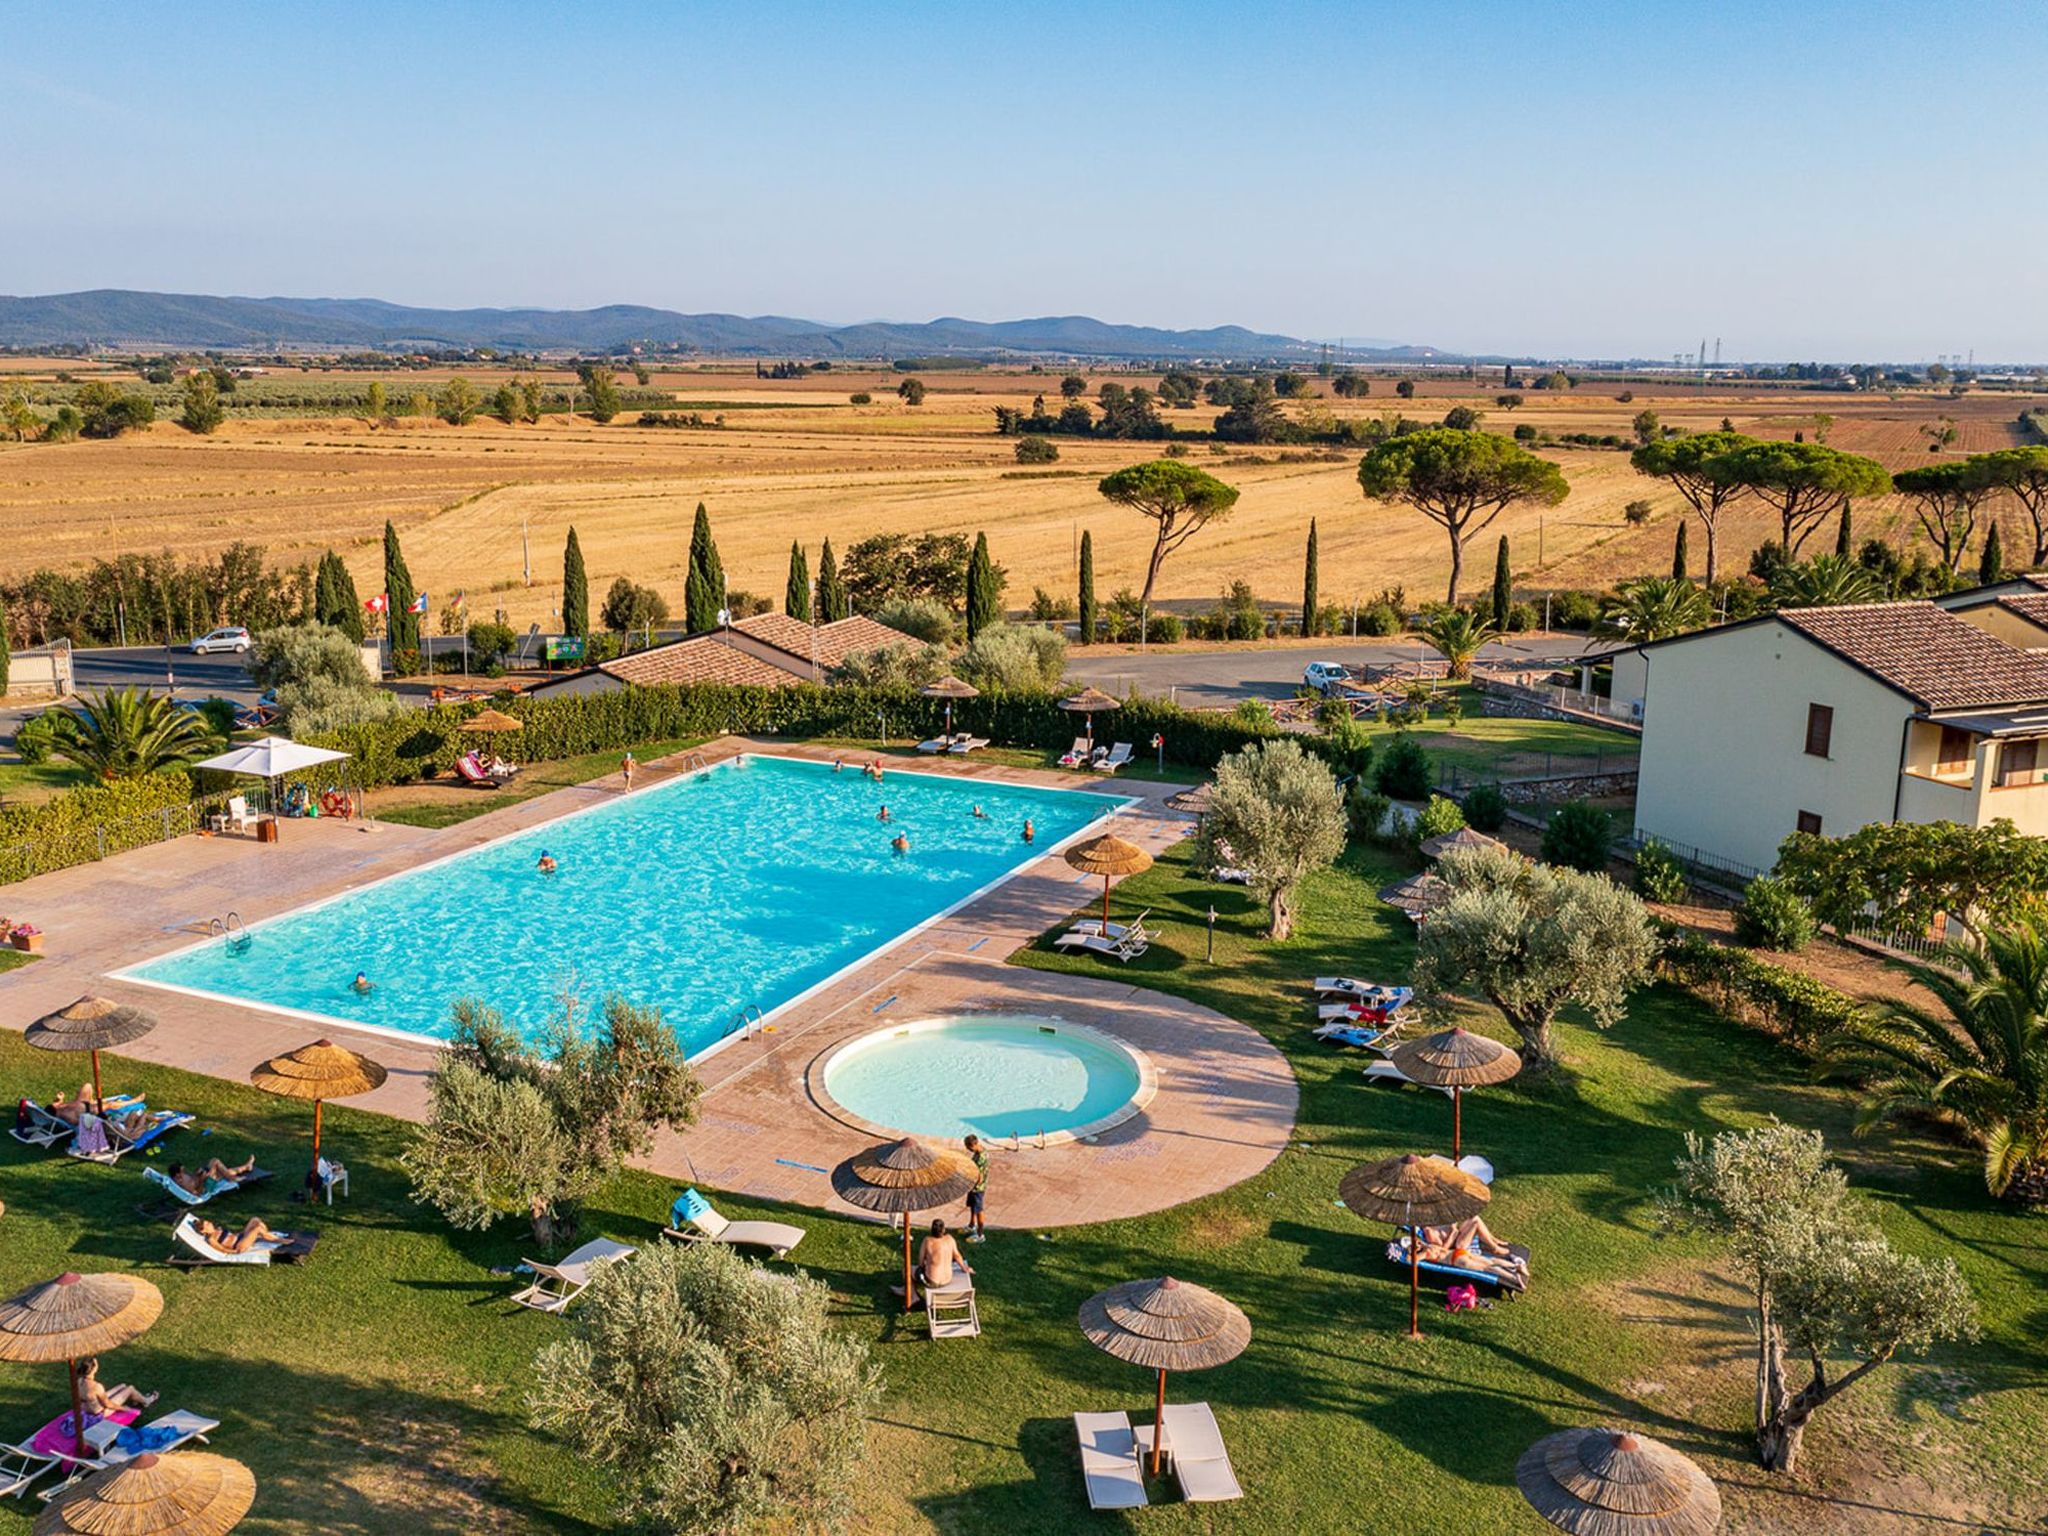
[525,612,912,698]
[1631,600,2048,875]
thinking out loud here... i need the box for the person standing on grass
[964,1134,989,1242]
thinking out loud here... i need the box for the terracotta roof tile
[601,637,801,689]
[732,612,913,669]
[1779,602,2048,710]
[1997,592,2048,629]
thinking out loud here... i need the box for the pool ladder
[736,1004,765,1040]
[1007,1130,1049,1152]
[207,912,249,954]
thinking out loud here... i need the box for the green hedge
[0,770,205,885]
[1657,932,1866,1052]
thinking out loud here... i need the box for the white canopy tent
[195,736,355,839]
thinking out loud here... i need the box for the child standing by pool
[621,751,637,790]
[964,1135,989,1241]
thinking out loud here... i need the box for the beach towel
[110,1422,188,1456]
[29,1409,137,1463]
[72,1116,111,1159]
[670,1188,713,1228]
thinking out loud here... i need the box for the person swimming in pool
[833,757,845,772]
[1022,819,1035,844]
[972,804,988,819]
[351,972,373,994]
[537,851,558,875]
[891,833,909,854]
[877,805,891,823]
[870,760,885,781]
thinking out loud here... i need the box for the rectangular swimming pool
[121,755,1126,1057]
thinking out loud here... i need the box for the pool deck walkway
[0,740,1296,1229]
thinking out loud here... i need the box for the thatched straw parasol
[1164,782,1214,819]
[249,1039,387,1168]
[1516,1426,1722,1536]
[461,707,524,734]
[1340,1154,1489,1338]
[1063,833,1154,931]
[1418,825,1505,861]
[1378,870,1450,921]
[1057,685,1120,755]
[35,1450,258,1536]
[1079,1276,1250,1476]
[25,996,158,1113]
[1388,1028,1523,1162]
[0,1272,163,1460]
[918,675,980,746]
[831,1138,978,1313]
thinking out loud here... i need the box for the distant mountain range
[0,289,1423,362]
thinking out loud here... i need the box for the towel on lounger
[29,1409,137,1461]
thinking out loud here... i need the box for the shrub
[1507,600,1539,632]
[1658,934,1861,1051]
[1735,875,1815,952]
[1373,732,1430,799]
[1345,784,1392,842]
[956,623,1066,691]
[1461,782,1507,832]
[1415,794,1466,841]
[1014,435,1060,464]
[1231,698,1277,731]
[869,597,956,645]
[1310,712,1373,780]
[1359,601,1403,637]
[829,643,949,689]
[848,392,872,404]
[1147,612,1184,644]
[13,711,60,765]
[1541,800,1613,872]
[1027,587,1074,623]
[1553,590,1603,629]
[1633,838,1690,903]
[193,697,237,744]
[465,621,518,666]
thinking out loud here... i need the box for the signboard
[544,636,586,663]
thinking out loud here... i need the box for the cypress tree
[816,538,848,622]
[966,531,1000,641]
[330,556,365,642]
[562,528,590,639]
[313,552,339,627]
[1835,501,1854,558]
[1077,530,1096,644]
[686,503,723,630]
[1490,534,1511,632]
[1981,519,2005,584]
[383,521,418,652]
[1672,520,1690,581]
[1301,520,1320,638]
[785,541,812,619]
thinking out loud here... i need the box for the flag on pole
[450,590,466,611]
[409,592,430,614]
[365,593,389,614]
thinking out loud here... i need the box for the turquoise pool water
[123,755,1122,1057]
[820,1015,1147,1140]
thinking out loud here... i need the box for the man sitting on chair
[168,1155,257,1197]
[918,1218,972,1294]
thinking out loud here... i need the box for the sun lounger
[915,736,952,753]
[1389,1231,1530,1294]
[11,1096,143,1150]
[662,1189,806,1258]
[1313,978,1415,1007]
[509,1237,636,1313]
[1051,928,1148,963]
[1057,738,1093,768]
[947,736,990,755]
[924,1283,981,1339]
[68,1109,192,1165]
[454,751,514,788]
[1066,909,1150,943]
[19,1409,220,1499]
[1132,1402,1242,1503]
[1091,742,1133,774]
[1362,1059,1455,1096]
[1073,1412,1148,1510]
[1313,1022,1396,1052]
[144,1166,274,1209]
[168,1214,317,1267]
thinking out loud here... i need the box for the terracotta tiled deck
[0,741,1297,1228]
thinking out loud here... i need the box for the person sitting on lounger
[1417,1216,1528,1282]
[189,1216,285,1255]
[918,1218,972,1292]
[79,1358,156,1415]
[167,1156,256,1196]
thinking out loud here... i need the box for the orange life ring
[320,791,352,819]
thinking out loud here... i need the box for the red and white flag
[365,593,389,614]
[409,592,430,614]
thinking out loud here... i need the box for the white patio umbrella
[196,736,352,837]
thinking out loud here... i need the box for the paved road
[1065,635,1603,707]
[69,645,263,704]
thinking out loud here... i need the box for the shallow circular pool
[814,1014,1155,1144]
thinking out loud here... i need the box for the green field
[0,843,2032,1534]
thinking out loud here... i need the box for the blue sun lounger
[68,1109,193,1164]
[1388,1231,1531,1295]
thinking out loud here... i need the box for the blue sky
[2,3,2041,360]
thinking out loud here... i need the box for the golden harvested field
[1,366,2038,623]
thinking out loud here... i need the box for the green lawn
[0,951,37,975]
[0,845,2034,1534]
[1361,687,1636,785]
[0,759,89,803]
[373,736,711,828]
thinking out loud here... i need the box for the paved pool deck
[0,740,1297,1229]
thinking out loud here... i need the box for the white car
[189,626,252,655]
[1303,661,1354,694]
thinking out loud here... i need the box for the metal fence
[0,798,224,888]
[1626,830,1764,888]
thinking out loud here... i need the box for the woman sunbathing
[190,1216,285,1255]
[1417,1217,1528,1282]
[168,1157,256,1196]
[79,1358,156,1415]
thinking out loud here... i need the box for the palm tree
[1770,553,1883,609]
[1417,608,1496,680]
[1603,575,1711,642]
[51,687,209,782]
[1819,920,2048,1201]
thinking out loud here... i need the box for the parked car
[189,626,252,654]
[1303,661,1354,694]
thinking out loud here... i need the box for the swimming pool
[814,1014,1154,1143]
[121,755,1125,1057]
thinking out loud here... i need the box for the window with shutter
[1804,704,1833,758]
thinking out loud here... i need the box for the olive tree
[1096,460,1241,610]
[1716,440,1890,556]
[1357,430,1568,603]
[1629,431,1754,584]
[251,620,402,734]
[1660,1122,1977,1472]
[404,996,701,1246]
[956,622,1066,691]
[1415,845,1658,1066]
[530,1240,882,1536]
[1199,739,1345,939]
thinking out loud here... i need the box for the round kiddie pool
[812,1014,1157,1145]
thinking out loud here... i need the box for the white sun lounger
[1057,737,1093,767]
[924,1284,980,1339]
[915,736,953,754]
[947,736,990,755]
[68,1109,193,1164]
[1091,742,1133,774]
[1313,978,1415,1005]
[1317,999,1413,1024]
[23,1410,221,1501]
[1132,1401,1242,1503]
[1363,1059,1456,1097]
[1052,928,1148,963]
[1066,909,1150,943]
[9,1102,79,1149]
[662,1189,806,1258]
[146,1166,273,1208]
[1074,1411,1148,1510]
[169,1214,309,1266]
[509,1238,636,1313]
